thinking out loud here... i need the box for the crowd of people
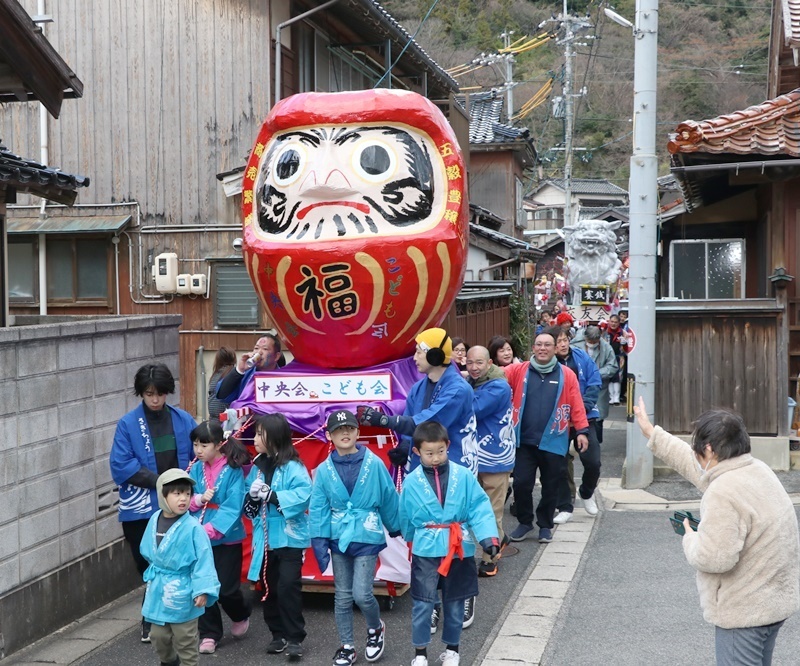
[109,314,636,666]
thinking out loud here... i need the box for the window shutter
[215,263,260,327]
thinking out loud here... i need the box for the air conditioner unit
[152,253,178,293]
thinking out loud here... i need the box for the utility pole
[562,0,574,229]
[625,0,658,487]
[500,30,515,119]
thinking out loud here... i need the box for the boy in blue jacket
[310,410,401,665]
[399,421,499,666]
[141,469,220,666]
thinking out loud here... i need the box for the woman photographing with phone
[633,397,800,665]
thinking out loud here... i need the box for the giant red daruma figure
[241,89,468,369]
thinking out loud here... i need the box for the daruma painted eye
[241,90,469,368]
[355,141,395,181]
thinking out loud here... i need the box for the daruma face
[242,90,468,369]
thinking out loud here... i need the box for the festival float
[222,89,469,605]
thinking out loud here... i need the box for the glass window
[46,237,109,302]
[47,239,74,299]
[77,239,109,299]
[670,239,744,299]
[8,239,36,301]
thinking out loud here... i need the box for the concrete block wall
[0,314,183,657]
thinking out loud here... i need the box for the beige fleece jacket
[648,426,800,629]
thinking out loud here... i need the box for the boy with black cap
[309,410,402,665]
[140,469,220,666]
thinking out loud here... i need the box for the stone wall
[0,314,184,658]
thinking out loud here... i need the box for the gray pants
[715,620,784,666]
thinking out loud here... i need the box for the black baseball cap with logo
[326,409,359,432]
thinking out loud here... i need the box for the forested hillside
[382,0,772,188]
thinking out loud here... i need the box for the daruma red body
[241,89,468,368]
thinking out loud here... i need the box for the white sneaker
[411,656,429,666]
[553,511,572,524]
[439,649,460,665]
[583,495,599,516]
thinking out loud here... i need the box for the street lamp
[606,1,658,488]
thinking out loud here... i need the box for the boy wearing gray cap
[309,410,402,665]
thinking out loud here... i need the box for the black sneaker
[141,619,151,643]
[267,637,288,654]
[364,619,385,662]
[462,596,476,628]
[333,645,357,665]
[478,561,498,577]
[287,641,304,661]
[160,660,180,666]
[430,605,440,634]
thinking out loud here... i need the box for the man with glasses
[503,328,590,544]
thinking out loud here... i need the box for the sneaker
[365,620,385,662]
[583,494,599,516]
[478,561,498,577]
[430,606,440,634]
[199,638,217,654]
[287,641,304,660]
[411,657,428,666]
[509,523,535,541]
[462,596,475,629]
[160,660,180,666]
[538,528,553,543]
[438,649,460,665]
[140,619,151,643]
[231,617,250,638]
[553,511,572,524]
[267,637,288,654]
[333,645,357,665]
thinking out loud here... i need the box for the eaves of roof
[529,178,628,197]
[341,0,458,95]
[782,0,800,52]
[667,89,800,156]
[0,0,83,118]
[0,144,90,205]
[469,222,541,256]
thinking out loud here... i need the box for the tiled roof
[578,205,629,221]
[534,178,628,196]
[469,221,532,251]
[0,142,89,205]
[667,89,800,155]
[461,91,531,145]
[782,0,800,53]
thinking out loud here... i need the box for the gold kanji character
[246,166,258,181]
[448,189,462,204]
[444,210,458,223]
[446,165,461,180]
[243,190,253,204]
[254,143,265,157]
[439,142,454,158]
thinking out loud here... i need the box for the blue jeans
[332,551,381,646]
[411,598,462,648]
[715,621,785,665]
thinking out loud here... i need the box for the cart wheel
[382,596,396,611]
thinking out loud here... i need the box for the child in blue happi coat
[399,421,499,666]
[310,409,402,665]
[188,420,252,654]
[141,469,220,666]
[243,413,311,661]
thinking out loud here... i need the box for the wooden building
[0,0,477,418]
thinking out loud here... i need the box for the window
[8,239,36,302]
[214,263,260,327]
[670,239,744,299]
[46,238,109,302]
[8,236,109,304]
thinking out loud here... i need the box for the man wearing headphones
[359,327,478,475]
[359,327,480,633]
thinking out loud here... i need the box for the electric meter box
[190,274,207,295]
[153,253,179,293]
[176,274,192,295]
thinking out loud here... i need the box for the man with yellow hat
[359,327,478,476]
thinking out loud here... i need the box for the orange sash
[428,522,464,576]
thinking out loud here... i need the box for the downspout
[274,0,341,105]
[38,0,48,316]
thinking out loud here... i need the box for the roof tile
[668,89,800,155]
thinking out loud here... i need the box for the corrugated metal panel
[214,263,260,327]
[7,214,131,234]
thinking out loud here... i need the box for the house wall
[0,315,183,657]
[469,152,516,237]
